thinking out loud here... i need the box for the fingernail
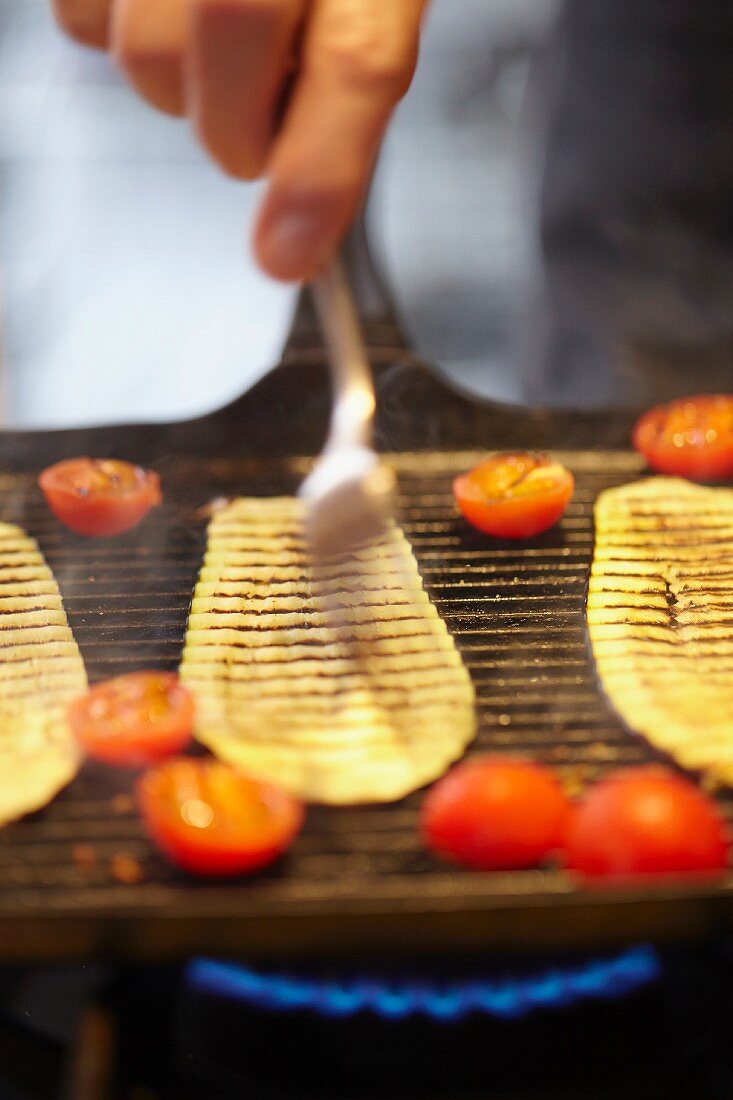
[259,212,329,282]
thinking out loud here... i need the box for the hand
[51,0,428,281]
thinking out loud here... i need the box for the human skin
[50,0,429,281]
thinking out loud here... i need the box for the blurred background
[0,0,557,427]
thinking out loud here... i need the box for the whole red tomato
[565,766,729,881]
[421,755,571,871]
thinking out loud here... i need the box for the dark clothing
[524,1,733,407]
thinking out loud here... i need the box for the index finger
[51,0,113,46]
[254,0,428,281]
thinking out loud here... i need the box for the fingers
[112,0,187,117]
[187,0,306,180]
[255,0,428,281]
[56,0,427,283]
[51,0,113,47]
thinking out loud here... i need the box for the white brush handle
[311,259,376,453]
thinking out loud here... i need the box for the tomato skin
[137,758,305,877]
[632,395,733,481]
[39,458,162,537]
[453,453,574,539]
[421,755,571,871]
[565,766,729,881]
[69,672,194,768]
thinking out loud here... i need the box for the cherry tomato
[69,672,194,768]
[137,758,305,877]
[39,457,162,537]
[632,394,733,481]
[453,453,574,539]
[565,766,729,881]
[421,755,571,871]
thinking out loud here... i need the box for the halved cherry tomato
[69,672,193,768]
[453,453,574,539]
[565,766,729,881]
[39,458,162,536]
[632,394,733,481]
[137,758,304,877]
[421,755,571,871]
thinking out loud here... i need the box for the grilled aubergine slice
[180,497,476,804]
[0,522,87,823]
[588,478,733,786]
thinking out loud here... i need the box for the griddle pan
[0,227,730,964]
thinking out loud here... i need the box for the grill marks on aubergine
[588,478,733,785]
[180,497,476,804]
[0,522,87,824]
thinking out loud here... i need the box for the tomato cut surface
[565,766,729,881]
[137,758,305,877]
[632,394,733,481]
[421,755,571,871]
[453,453,574,538]
[69,672,193,768]
[39,458,162,536]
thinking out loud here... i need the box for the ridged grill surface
[0,450,731,954]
